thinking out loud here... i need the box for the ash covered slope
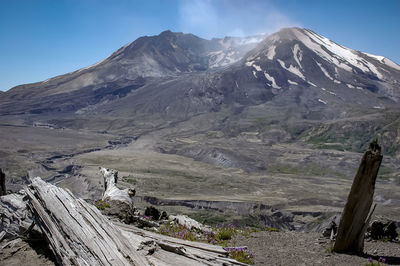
[0,27,399,136]
[97,27,400,119]
[0,30,261,116]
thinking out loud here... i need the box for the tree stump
[333,140,383,253]
[0,168,6,196]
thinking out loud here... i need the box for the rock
[384,221,398,240]
[322,219,338,240]
[160,211,168,220]
[144,206,161,220]
[367,220,398,241]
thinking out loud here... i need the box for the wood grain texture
[23,177,245,265]
[334,142,382,253]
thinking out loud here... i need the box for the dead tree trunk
[333,140,383,253]
[24,177,244,265]
[0,168,6,196]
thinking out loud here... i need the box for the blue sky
[0,0,399,91]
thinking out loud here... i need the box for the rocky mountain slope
[1,27,400,229]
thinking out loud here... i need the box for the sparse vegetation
[157,222,259,264]
[159,223,199,241]
[365,257,387,266]
[224,247,255,264]
[95,200,111,210]
[122,175,137,185]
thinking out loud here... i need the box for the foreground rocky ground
[1,230,399,266]
[236,231,400,265]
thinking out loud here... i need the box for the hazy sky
[1,0,399,91]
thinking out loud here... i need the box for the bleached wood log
[100,167,135,204]
[169,215,211,232]
[117,222,248,266]
[333,141,383,253]
[24,177,246,265]
[26,177,150,266]
[0,191,38,240]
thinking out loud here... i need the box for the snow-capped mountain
[1,28,400,155]
[242,28,400,105]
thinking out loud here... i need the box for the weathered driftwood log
[24,177,245,265]
[116,222,247,266]
[100,167,135,204]
[0,191,38,240]
[169,214,211,232]
[99,167,138,223]
[333,140,383,253]
[0,168,6,196]
[26,177,149,266]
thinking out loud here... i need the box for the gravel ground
[236,231,400,265]
[1,231,399,266]
[0,238,55,266]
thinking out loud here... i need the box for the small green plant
[96,200,111,210]
[265,227,279,232]
[122,175,137,185]
[224,247,255,264]
[159,223,198,241]
[158,222,257,264]
[326,243,334,253]
[217,228,234,240]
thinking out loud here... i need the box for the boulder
[144,206,161,220]
[367,220,398,241]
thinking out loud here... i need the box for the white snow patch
[253,64,262,72]
[364,52,400,71]
[292,44,303,69]
[288,80,298,85]
[252,71,258,78]
[245,60,255,67]
[373,106,384,109]
[308,81,317,87]
[316,62,334,80]
[266,46,276,60]
[209,51,227,68]
[264,72,280,89]
[293,28,384,79]
[318,99,327,104]
[356,86,363,90]
[321,88,335,95]
[246,60,262,72]
[292,29,353,72]
[334,67,339,77]
[346,84,355,89]
[334,80,341,84]
[277,59,305,79]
